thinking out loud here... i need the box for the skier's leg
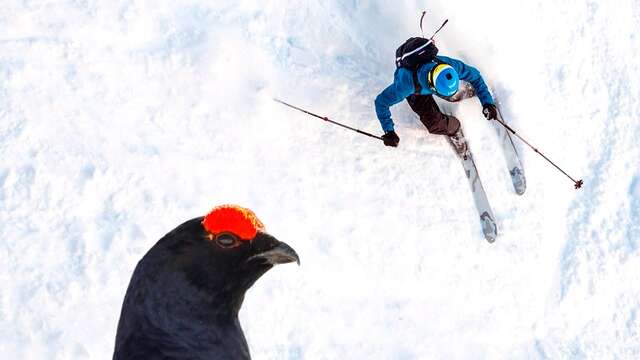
[406,94,460,136]
[438,81,476,103]
[407,94,468,155]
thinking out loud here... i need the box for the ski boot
[448,128,470,159]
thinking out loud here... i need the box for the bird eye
[215,233,239,248]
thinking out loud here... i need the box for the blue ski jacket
[374,55,494,132]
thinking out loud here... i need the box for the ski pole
[429,19,448,41]
[419,10,448,40]
[493,112,583,190]
[273,98,383,141]
[420,11,427,37]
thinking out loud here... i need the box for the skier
[375,39,498,151]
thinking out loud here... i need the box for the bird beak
[247,235,300,266]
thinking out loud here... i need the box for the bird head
[201,204,299,279]
[162,205,300,314]
[114,205,299,357]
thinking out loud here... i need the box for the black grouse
[113,204,299,359]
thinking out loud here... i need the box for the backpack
[395,37,439,94]
[395,37,439,70]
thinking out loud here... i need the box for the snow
[1,0,639,358]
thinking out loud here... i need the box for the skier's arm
[374,70,414,132]
[439,56,495,106]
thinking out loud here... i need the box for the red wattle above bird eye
[202,205,265,241]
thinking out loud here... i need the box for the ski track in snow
[1,0,639,359]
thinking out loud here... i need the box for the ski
[492,102,526,195]
[448,129,498,243]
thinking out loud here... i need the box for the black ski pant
[406,94,461,136]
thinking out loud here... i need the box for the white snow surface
[1,0,639,358]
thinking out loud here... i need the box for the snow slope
[1,0,639,358]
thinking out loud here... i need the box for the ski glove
[482,104,498,121]
[382,131,400,147]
